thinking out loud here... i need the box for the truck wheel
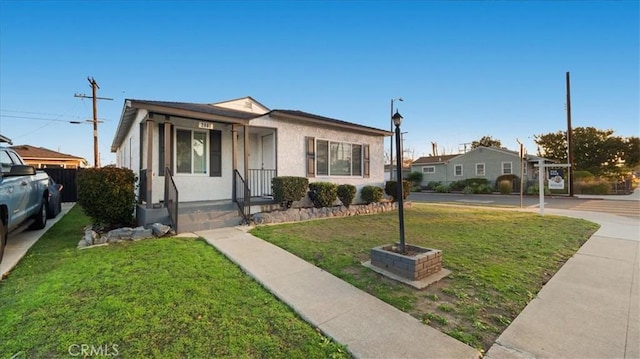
[0,220,6,264]
[31,196,48,230]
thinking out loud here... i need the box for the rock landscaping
[78,223,175,249]
[251,201,411,225]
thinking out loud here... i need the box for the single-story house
[411,146,551,188]
[110,96,391,232]
[10,145,87,169]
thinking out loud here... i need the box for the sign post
[535,161,571,217]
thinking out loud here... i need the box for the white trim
[454,164,463,176]
[475,162,485,176]
[422,166,435,174]
[316,138,365,177]
[502,161,513,175]
[174,126,209,176]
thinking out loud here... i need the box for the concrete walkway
[195,227,482,359]
[486,208,639,359]
[197,206,639,359]
[0,202,75,279]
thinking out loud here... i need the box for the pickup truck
[0,134,50,263]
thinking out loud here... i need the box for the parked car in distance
[47,177,63,218]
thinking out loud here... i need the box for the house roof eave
[269,110,391,136]
[111,99,261,152]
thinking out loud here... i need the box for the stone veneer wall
[251,201,411,225]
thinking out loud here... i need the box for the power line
[0,114,90,123]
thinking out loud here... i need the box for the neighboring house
[10,145,87,169]
[384,164,412,181]
[110,96,390,231]
[411,146,551,187]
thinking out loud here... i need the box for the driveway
[0,203,75,279]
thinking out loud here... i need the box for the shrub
[495,174,519,191]
[426,181,441,190]
[272,176,309,208]
[450,179,491,191]
[76,167,136,226]
[498,180,512,194]
[462,185,475,194]
[361,185,383,204]
[308,182,338,208]
[384,180,411,202]
[573,171,595,181]
[526,183,551,195]
[406,171,424,187]
[435,184,451,193]
[574,180,610,194]
[337,184,356,207]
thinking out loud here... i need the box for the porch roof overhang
[269,110,392,137]
[111,99,263,152]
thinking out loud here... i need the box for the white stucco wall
[250,115,386,198]
[115,110,387,204]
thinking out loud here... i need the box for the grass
[249,203,600,352]
[0,206,349,359]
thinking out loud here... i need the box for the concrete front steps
[177,201,244,233]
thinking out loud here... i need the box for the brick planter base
[370,244,443,281]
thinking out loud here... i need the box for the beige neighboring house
[10,145,87,169]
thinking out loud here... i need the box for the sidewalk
[197,206,639,359]
[195,227,481,359]
[486,208,639,359]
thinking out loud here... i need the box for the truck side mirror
[7,165,36,176]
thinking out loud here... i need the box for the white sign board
[198,122,214,130]
[548,169,565,190]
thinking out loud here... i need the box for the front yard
[0,206,348,358]
[250,203,600,352]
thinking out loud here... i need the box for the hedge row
[272,177,410,208]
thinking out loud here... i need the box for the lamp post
[392,110,406,254]
[390,98,403,180]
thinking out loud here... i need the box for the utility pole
[75,77,113,167]
[566,72,574,196]
[516,138,525,208]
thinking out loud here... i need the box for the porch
[137,167,278,233]
[131,103,279,233]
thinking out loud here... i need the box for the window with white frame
[422,166,435,174]
[316,140,363,176]
[502,162,512,175]
[454,164,463,176]
[475,163,485,176]
[176,129,207,174]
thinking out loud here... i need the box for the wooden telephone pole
[566,72,574,197]
[75,77,113,167]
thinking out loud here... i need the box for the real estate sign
[548,169,565,190]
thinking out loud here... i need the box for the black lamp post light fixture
[366,109,448,289]
[392,110,406,254]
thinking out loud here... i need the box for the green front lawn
[0,206,348,358]
[250,203,599,352]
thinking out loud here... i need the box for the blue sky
[1,0,638,165]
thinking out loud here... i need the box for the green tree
[471,136,502,149]
[534,127,639,177]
